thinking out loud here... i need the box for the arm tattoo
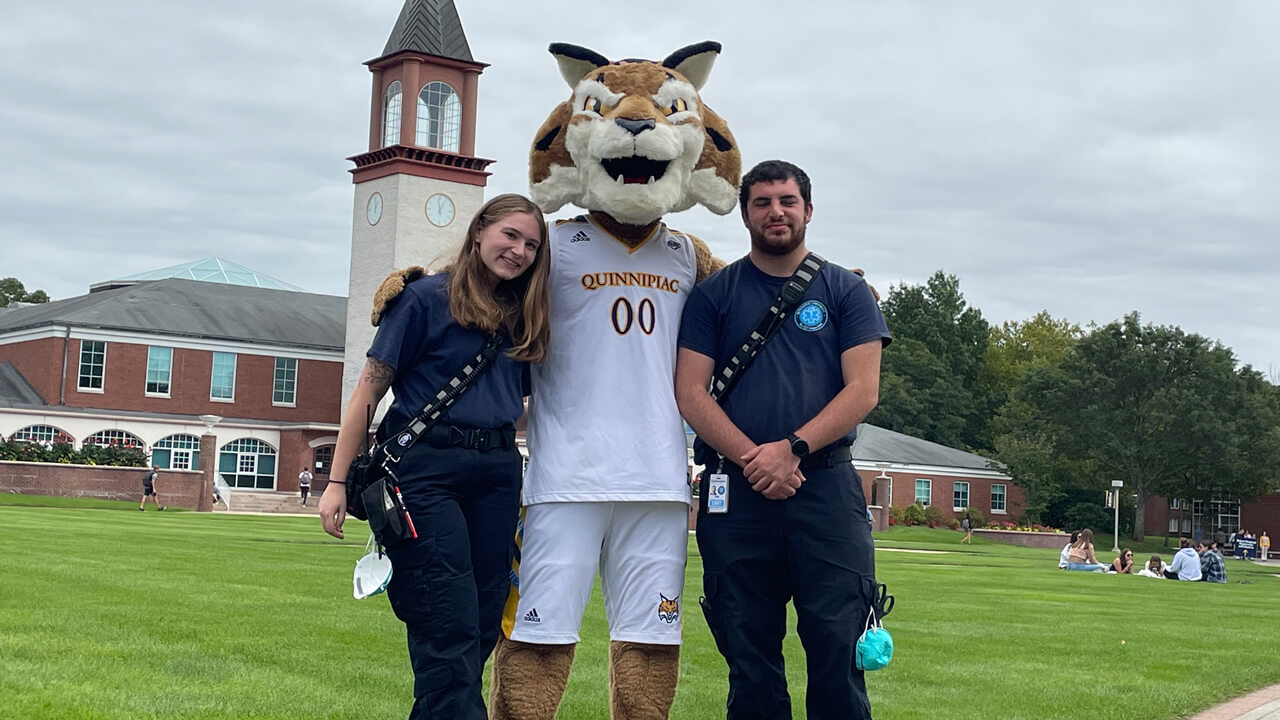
[364,359,394,391]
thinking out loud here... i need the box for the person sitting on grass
[1164,537,1203,581]
[1197,540,1227,583]
[1136,555,1166,579]
[1059,530,1079,569]
[1109,548,1134,574]
[1065,529,1109,572]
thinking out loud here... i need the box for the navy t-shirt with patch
[368,273,525,432]
[678,257,891,449]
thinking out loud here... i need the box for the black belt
[799,444,852,470]
[424,425,515,451]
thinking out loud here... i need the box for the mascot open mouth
[602,156,670,184]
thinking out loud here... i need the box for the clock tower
[343,0,493,408]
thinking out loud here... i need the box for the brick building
[0,260,344,494]
[1143,493,1280,543]
[849,423,1024,522]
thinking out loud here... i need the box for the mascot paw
[850,267,881,302]
[370,266,426,327]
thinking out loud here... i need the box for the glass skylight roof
[109,258,305,291]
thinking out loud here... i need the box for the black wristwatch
[786,433,810,459]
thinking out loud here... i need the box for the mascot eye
[582,96,604,114]
[665,98,688,116]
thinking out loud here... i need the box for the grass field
[3,501,1279,720]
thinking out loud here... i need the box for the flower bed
[973,528,1070,549]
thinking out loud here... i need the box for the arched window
[153,434,201,471]
[382,80,403,148]
[416,81,461,152]
[10,425,74,446]
[218,438,277,489]
[84,429,144,450]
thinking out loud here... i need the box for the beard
[749,223,807,256]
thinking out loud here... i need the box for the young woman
[318,194,550,720]
[1065,528,1109,572]
[960,514,974,544]
[1109,548,1134,574]
[1136,554,1167,578]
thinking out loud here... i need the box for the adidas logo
[570,231,591,243]
[523,608,541,623]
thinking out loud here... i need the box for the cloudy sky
[2,1,1276,373]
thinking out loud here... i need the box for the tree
[986,311,1082,391]
[1022,312,1275,541]
[870,271,998,450]
[0,277,50,307]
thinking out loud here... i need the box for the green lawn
[2,504,1278,719]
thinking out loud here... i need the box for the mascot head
[529,41,741,226]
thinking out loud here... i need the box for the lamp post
[1111,480,1124,552]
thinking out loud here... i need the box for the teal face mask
[855,606,894,671]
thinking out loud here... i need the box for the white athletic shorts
[505,501,687,645]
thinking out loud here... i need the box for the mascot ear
[549,43,610,87]
[661,41,722,91]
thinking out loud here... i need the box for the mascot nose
[615,118,655,136]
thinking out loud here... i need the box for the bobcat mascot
[374,41,740,720]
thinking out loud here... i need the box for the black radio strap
[708,252,827,405]
[378,328,507,466]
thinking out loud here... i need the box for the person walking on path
[139,465,164,511]
[298,467,313,507]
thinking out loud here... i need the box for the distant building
[0,260,344,492]
[850,424,1024,521]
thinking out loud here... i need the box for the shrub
[947,517,961,531]
[923,504,945,528]
[904,502,926,526]
[889,505,907,526]
[0,440,147,468]
[964,506,985,527]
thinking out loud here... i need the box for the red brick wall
[60,339,341,424]
[0,460,204,509]
[0,337,64,402]
[276,429,336,491]
[1242,494,1280,540]
[858,468,1025,521]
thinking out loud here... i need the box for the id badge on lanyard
[707,472,729,514]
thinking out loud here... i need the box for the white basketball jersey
[524,216,697,504]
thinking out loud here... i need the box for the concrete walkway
[1190,685,1280,720]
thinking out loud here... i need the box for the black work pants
[384,442,522,720]
[697,460,876,720]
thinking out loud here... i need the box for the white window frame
[382,80,402,147]
[238,453,257,475]
[272,357,297,407]
[171,449,192,470]
[210,352,237,402]
[914,478,932,507]
[990,483,1007,514]
[77,340,106,393]
[952,481,970,512]
[145,346,173,398]
[416,81,461,151]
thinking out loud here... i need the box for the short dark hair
[738,160,812,215]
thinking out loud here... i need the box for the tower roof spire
[382,0,473,62]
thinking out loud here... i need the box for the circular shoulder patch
[794,300,828,332]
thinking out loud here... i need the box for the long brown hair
[1072,528,1094,549]
[444,194,550,363]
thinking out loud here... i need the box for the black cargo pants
[697,456,876,720]
[383,441,522,720]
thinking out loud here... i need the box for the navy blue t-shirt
[368,273,525,431]
[678,257,891,448]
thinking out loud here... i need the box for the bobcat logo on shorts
[657,593,680,624]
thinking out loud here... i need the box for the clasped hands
[741,439,805,500]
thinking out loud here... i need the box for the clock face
[426,193,455,227]
[366,192,383,226]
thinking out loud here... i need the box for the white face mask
[353,536,394,600]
